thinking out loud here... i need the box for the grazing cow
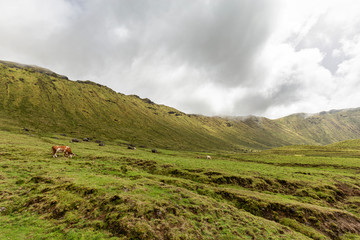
[206,155,212,160]
[52,145,74,158]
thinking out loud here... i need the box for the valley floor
[1,130,360,239]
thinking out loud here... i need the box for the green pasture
[1,129,360,239]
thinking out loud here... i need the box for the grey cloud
[5,0,353,118]
[28,0,277,112]
[40,0,275,86]
[151,0,275,87]
[234,80,304,116]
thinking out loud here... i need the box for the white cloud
[0,0,74,61]
[1,0,360,118]
[333,34,360,105]
[240,0,360,118]
[112,26,130,42]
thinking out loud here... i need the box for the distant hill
[276,109,360,145]
[1,60,360,150]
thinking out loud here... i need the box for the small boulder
[83,138,90,142]
[152,149,158,153]
[72,138,81,143]
[99,143,105,146]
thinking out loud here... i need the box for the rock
[72,138,81,142]
[128,146,136,150]
[152,149,158,153]
[99,143,105,146]
[83,138,89,141]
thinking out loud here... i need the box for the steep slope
[1,60,360,150]
[0,61,224,150]
[276,109,360,145]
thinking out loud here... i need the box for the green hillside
[276,110,360,144]
[2,60,360,239]
[1,60,360,151]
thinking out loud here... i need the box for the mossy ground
[1,128,360,239]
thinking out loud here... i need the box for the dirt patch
[216,189,360,239]
[204,171,223,176]
[28,176,54,184]
[336,183,360,197]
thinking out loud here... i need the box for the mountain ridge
[1,60,360,150]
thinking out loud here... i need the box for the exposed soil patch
[336,183,360,197]
[216,189,360,239]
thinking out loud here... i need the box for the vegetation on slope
[2,60,360,238]
[277,110,360,145]
[2,60,360,151]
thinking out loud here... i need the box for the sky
[1,0,360,119]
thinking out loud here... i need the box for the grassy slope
[2,60,360,238]
[2,129,360,239]
[3,60,359,151]
[277,110,360,145]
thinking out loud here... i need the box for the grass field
[1,128,360,239]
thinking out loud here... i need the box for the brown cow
[52,145,74,158]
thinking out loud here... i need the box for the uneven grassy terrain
[2,60,360,239]
[1,127,360,239]
[2,60,360,151]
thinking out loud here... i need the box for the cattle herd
[52,140,212,159]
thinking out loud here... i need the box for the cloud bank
[1,0,360,118]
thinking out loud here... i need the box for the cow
[206,155,212,160]
[52,145,75,158]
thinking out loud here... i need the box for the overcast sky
[1,0,360,119]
